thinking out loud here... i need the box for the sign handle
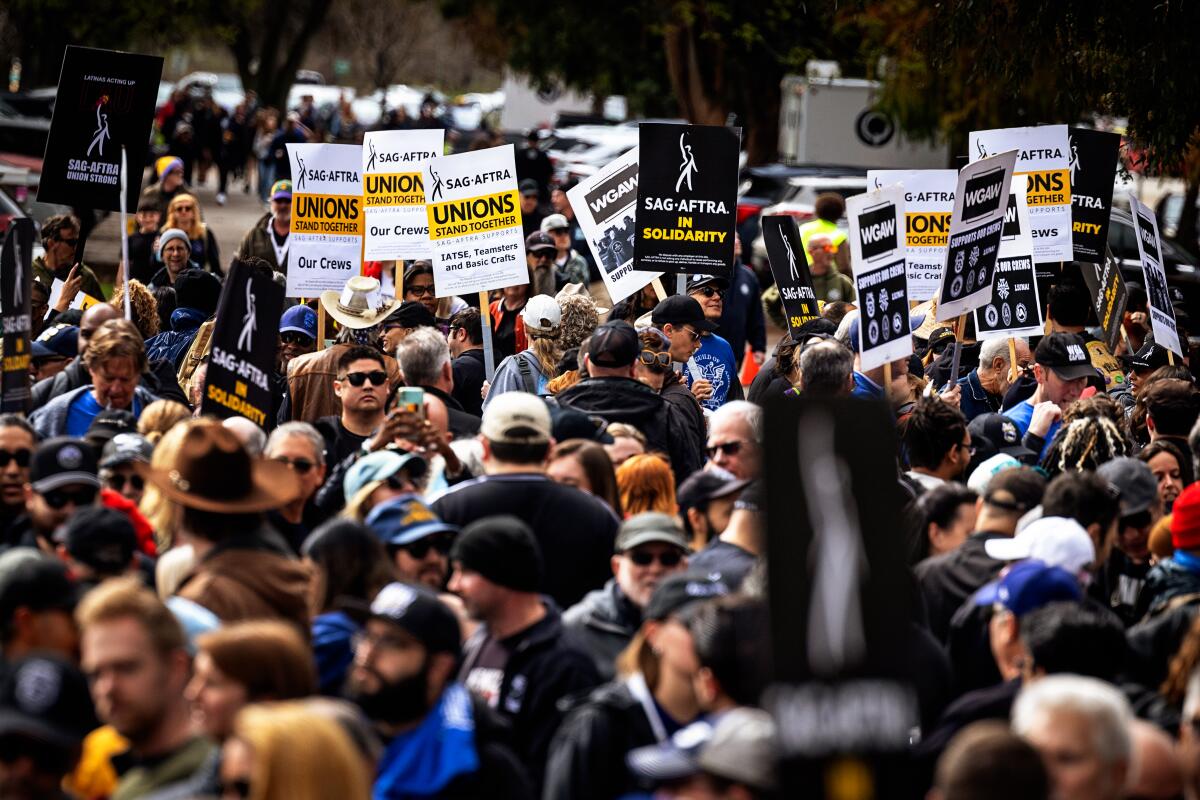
[479,290,496,381]
[676,273,686,296]
[651,278,667,301]
[1008,337,1019,383]
[882,360,893,393]
[316,305,326,351]
[1169,349,1176,366]
[119,146,130,320]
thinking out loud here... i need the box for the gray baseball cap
[626,707,779,792]
[1097,457,1159,517]
[615,512,690,554]
[100,433,154,470]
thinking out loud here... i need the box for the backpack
[177,319,215,395]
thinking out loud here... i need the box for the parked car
[0,98,50,159]
[1156,191,1200,240]
[747,174,867,284]
[176,72,245,112]
[736,163,866,250]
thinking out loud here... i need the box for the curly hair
[558,295,600,351]
[1040,414,1129,476]
[108,280,160,339]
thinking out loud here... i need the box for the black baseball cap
[525,231,556,253]
[651,295,718,333]
[687,275,730,294]
[100,433,154,469]
[58,507,138,575]
[368,582,462,656]
[519,179,539,197]
[644,574,730,621]
[1034,332,1096,381]
[1129,341,1172,373]
[30,438,99,494]
[0,550,79,627]
[968,413,1037,462]
[383,300,437,329]
[86,409,137,450]
[676,471,751,512]
[587,320,640,368]
[0,654,98,749]
[549,406,613,444]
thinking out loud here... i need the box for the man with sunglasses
[902,398,973,491]
[685,275,743,411]
[526,231,564,297]
[1095,458,1161,627]
[264,422,328,552]
[0,416,35,547]
[564,512,691,680]
[32,214,105,302]
[381,301,438,357]
[98,433,153,507]
[316,346,391,466]
[366,494,459,589]
[276,305,316,372]
[22,438,101,553]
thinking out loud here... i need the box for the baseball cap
[365,494,459,547]
[59,506,138,574]
[650,295,718,333]
[31,324,79,360]
[687,275,730,294]
[525,230,556,254]
[967,453,1022,495]
[100,433,154,470]
[968,413,1037,463]
[30,437,99,493]
[0,550,79,626]
[676,471,751,513]
[0,654,98,749]
[627,708,778,792]
[270,179,293,201]
[1129,341,1171,373]
[540,213,570,232]
[1034,332,1096,381]
[519,179,539,197]
[482,392,552,445]
[279,305,317,338]
[343,450,427,501]
[616,512,691,553]
[521,294,561,335]
[1098,457,1159,517]
[587,320,639,368]
[981,466,1046,516]
[973,559,1082,616]
[643,573,730,621]
[549,406,613,444]
[383,300,437,330]
[983,516,1096,574]
[369,582,461,655]
[86,409,137,452]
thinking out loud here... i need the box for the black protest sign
[37,46,163,213]
[200,262,284,427]
[762,215,819,337]
[1,220,34,414]
[1068,128,1122,264]
[763,396,917,793]
[1081,250,1129,352]
[855,259,911,363]
[975,255,1042,338]
[633,123,739,276]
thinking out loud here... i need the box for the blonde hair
[139,419,193,549]
[165,193,206,241]
[234,702,372,800]
[76,576,185,654]
[606,423,646,447]
[108,280,159,339]
[616,453,677,516]
[137,400,192,445]
[155,544,195,599]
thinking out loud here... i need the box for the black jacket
[420,385,481,439]
[458,604,601,796]
[1139,558,1200,621]
[542,680,660,800]
[1127,603,1200,688]
[914,531,1009,642]
[562,580,641,682]
[556,377,705,481]
[452,349,486,418]
[658,371,706,463]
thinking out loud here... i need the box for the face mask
[350,659,430,725]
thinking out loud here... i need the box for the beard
[348,659,432,726]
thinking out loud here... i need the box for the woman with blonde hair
[616,453,677,517]
[138,417,192,549]
[137,399,191,444]
[108,280,160,339]
[165,193,221,274]
[222,702,371,800]
[485,295,563,405]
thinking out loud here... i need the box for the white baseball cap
[540,213,570,232]
[984,516,1096,575]
[521,294,561,336]
[967,453,1021,495]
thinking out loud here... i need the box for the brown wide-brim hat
[135,419,301,513]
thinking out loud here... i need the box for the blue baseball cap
[974,559,1081,617]
[343,450,427,500]
[365,494,458,547]
[279,305,317,339]
[31,324,79,359]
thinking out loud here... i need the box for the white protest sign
[847,183,912,372]
[422,145,527,297]
[362,129,444,261]
[286,143,363,298]
[867,169,955,301]
[566,147,661,304]
[935,150,1017,320]
[1129,193,1182,357]
[969,125,1072,263]
[974,177,1042,339]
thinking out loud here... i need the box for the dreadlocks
[1041,414,1129,476]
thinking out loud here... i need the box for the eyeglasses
[105,473,145,492]
[0,449,31,468]
[342,370,388,387]
[706,440,750,459]
[639,350,672,368]
[273,456,315,475]
[280,331,314,347]
[696,286,724,299]
[406,285,436,297]
[532,251,555,261]
[627,549,684,567]
[958,441,976,457]
[398,532,455,559]
[41,486,97,510]
[216,779,251,799]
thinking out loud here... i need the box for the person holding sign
[33,215,104,302]
[1003,333,1096,460]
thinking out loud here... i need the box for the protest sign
[200,260,284,427]
[287,143,363,298]
[847,184,912,371]
[974,178,1043,339]
[969,125,1072,263]
[1080,248,1129,353]
[566,148,662,304]
[763,396,917,794]
[762,215,820,338]
[422,145,527,298]
[1,220,34,414]
[1068,128,1122,263]
[37,46,163,213]
[935,150,1017,320]
[362,129,444,261]
[1129,194,1182,357]
[633,123,739,276]
[866,169,955,301]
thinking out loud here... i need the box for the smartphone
[394,387,425,423]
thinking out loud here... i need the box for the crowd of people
[9,159,1200,800]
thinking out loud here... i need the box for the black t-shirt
[451,349,486,418]
[461,634,511,709]
[314,415,369,467]
[493,305,521,361]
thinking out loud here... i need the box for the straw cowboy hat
[320,276,403,330]
[135,419,300,513]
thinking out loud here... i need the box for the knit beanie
[450,515,543,592]
[1171,483,1200,551]
[157,228,190,260]
[174,269,222,316]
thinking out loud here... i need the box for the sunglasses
[56,236,79,248]
[696,286,724,298]
[342,370,388,387]
[280,331,314,346]
[706,440,749,459]
[639,350,672,368]
[385,473,414,491]
[398,532,455,559]
[680,327,701,343]
[0,449,31,468]
[105,473,145,492]
[627,549,684,567]
[406,285,436,297]
[41,486,97,510]
[175,205,195,212]
[273,456,315,475]
[808,244,836,254]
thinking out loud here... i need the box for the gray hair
[980,336,1025,367]
[221,416,266,457]
[710,400,763,443]
[1012,674,1132,766]
[799,340,853,396]
[266,421,326,466]
[396,326,450,387]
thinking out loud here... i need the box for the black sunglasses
[105,473,145,492]
[343,370,388,387]
[398,532,455,559]
[56,236,79,248]
[639,350,672,368]
[628,549,684,567]
[696,286,724,298]
[706,440,748,459]
[41,486,97,509]
[385,473,414,491]
[0,449,31,468]
[280,331,314,346]
[273,456,316,475]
